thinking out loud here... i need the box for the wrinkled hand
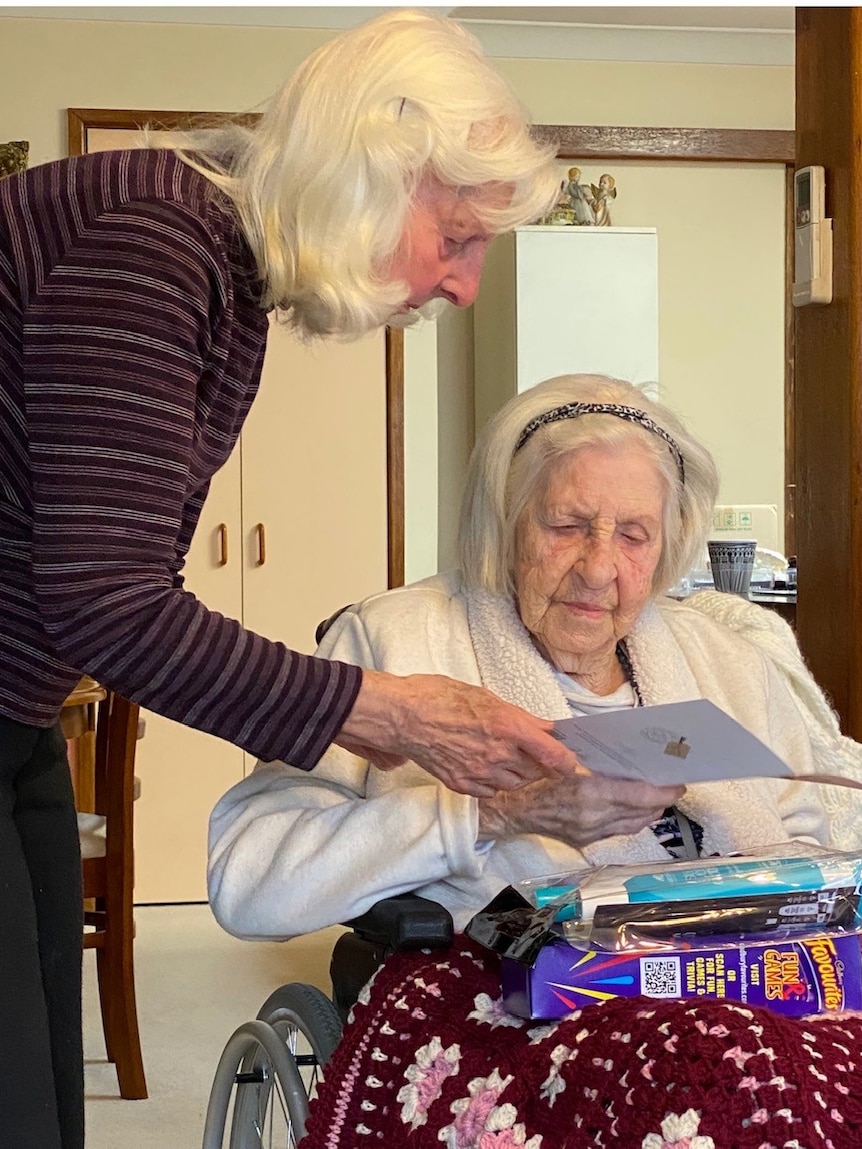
[478,772,686,850]
[334,669,584,797]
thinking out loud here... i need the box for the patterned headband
[514,402,686,485]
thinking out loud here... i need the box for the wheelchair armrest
[344,893,454,951]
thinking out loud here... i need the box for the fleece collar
[465,586,701,714]
[463,585,764,864]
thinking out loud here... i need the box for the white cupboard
[474,226,659,428]
[133,323,388,903]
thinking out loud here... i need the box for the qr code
[640,956,682,998]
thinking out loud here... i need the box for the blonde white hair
[152,9,559,339]
[458,375,720,597]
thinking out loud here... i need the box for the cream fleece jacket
[208,573,849,941]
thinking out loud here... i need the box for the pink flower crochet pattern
[397,1035,461,1131]
[439,1069,542,1149]
[641,1108,716,1149]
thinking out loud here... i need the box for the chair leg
[96,918,147,1099]
[92,899,117,1064]
[96,968,115,1064]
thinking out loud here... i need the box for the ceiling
[453,7,794,31]
[0,6,795,66]
[0,5,795,31]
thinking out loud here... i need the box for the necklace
[615,640,643,706]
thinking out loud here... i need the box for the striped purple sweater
[0,148,361,769]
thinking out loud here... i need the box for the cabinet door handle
[255,523,267,566]
[216,523,229,567]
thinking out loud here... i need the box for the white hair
[150,9,559,340]
[458,375,720,597]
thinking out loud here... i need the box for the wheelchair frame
[202,894,454,1148]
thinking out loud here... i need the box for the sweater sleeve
[760,657,830,845]
[23,199,360,768]
[208,606,482,941]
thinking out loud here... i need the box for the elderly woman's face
[514,443,665,672]
[386,176,502,311]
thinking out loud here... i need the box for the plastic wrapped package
[466,845,862,1020]
[568,886,860,952]
[516,842,862,928]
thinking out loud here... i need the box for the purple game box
[500,930,862,1020]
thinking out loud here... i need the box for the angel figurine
[589,173,617,227]
[542,165,595,225]
[561,166,595,225]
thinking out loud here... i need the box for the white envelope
[554,699,862,790]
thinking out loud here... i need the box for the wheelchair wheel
[202,1019,310,1149]
[256,982,343,1085]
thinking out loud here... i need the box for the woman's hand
[334,669,585,798]
[478,772,685,850]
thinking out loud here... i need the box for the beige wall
[0,13,795,570]
[441,57,794,565]
[0,17,332,164]
[544,158,787,543]
[499,58,793,131]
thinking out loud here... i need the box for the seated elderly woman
[208,375,862,1149]
[209,374,848,940]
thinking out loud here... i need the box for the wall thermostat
[792,165,832,306]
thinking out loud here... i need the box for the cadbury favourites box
[500,929,862,1020]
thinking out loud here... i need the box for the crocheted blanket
[303,936,862,1149]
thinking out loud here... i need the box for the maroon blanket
[304,936,862,1148]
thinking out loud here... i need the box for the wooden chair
[79,691,148,1100]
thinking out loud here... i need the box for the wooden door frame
[532,125,797,554]
[382,124,797,587]
[388,125,796,586]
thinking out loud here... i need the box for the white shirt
[552,669,636,717]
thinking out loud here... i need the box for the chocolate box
[500,929,862,1020]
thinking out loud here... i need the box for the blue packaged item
[521,844,862,925]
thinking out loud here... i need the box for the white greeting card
[554,699,862,790]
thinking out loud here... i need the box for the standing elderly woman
[0,12,572,1148]
[208,374,837,944]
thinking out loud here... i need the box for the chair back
[90,693,140,870]
[81,690,148,1099]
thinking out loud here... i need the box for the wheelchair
[201,893,454,1148]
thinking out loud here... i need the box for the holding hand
[478,772,686,850]
[334,669,585,798]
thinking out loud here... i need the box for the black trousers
[0,716,84,1149]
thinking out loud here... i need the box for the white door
[133,449,245,903]
[241,322,389,655]
[134,324,390,902]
